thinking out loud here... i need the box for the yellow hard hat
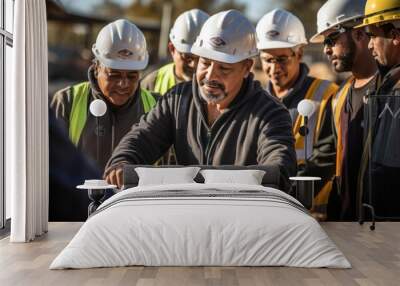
[356,0,400,28]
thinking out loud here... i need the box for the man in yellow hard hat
[354,0,400,218]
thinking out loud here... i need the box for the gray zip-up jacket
[105,74,297,191]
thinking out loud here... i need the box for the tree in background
[124,0,245,21]
[281,0,326,37]
[123,0,245,64]
[93,0,124,18]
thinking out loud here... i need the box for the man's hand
[105,167,124,189]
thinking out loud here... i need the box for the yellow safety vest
[154,63,176,95]
[293,79,339,162]
[291,79,338,214]
[69,81,156,146]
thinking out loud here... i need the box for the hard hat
[256,9,308,50]
[169,9,209,54]
[191,10,258,64]
[310,0,366,43]
[356,0,400,28]
[92,19,149,70]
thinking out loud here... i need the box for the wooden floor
[1,222,400,286]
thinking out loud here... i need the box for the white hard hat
[169,9,209,54]
[92,19,149,70]
[191,10,258,64]
[256,9,308,50]
[310,0,367,43]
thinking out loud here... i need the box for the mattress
[50,183,351,269]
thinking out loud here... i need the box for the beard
[198,78,228,104]
[182,64,196,81]
[269,72,289,88]
[328,36,356,72]
[376,60,391,76]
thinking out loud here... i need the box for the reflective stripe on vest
[70,82,91,146]
[69,82,156,146]
[293,79,338,161]
[332,77,353,177]
[154,63,176,95]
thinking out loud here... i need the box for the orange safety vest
[332,77,354,178]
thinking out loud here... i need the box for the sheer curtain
[7,0,48,242]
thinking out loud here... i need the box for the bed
[50,166,350,269]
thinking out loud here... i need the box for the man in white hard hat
[256,9,339,219]
[141,9,209,165]
[105,10,297,192]
[51,19,158,171]
[141,9,209,95]
[312,0,377,220]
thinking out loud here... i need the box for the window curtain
[7,0,49,242]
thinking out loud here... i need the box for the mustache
[328,55,338,62]
[113,89,131,94]
[328,53,348,62]
[200,78,226,91]
[183,65,195,77]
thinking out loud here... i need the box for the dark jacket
[105,74,297,191]
[362,64,400,218]
[49,108,101,221]
[50,65,158,171]
[332,75,378,220]
[267,64,338,205]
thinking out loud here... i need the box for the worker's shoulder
[147,90,161,101]
[307,75,339,100]
[249,82,287,111]
[141,69,159,90]
[260,93,288,114]
[308,75,339,89]
[249,89,292,126]
[52,81,90,105]
[164,80,193,96]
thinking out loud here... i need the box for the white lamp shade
[297,99,316,117]
[89,99,107,117]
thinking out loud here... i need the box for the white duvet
[50,183,351,269]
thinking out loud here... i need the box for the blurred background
[47,0,345,96]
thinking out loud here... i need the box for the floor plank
[0,222,400,286]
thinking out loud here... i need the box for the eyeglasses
[263,52,296,65]
[323,31,344,47]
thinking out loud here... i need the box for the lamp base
[290,177,321,210]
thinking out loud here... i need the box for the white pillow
[135,167,201,186]
[200,169,266,185]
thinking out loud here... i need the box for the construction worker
[354,0,400,218]
[141,9,209,95]
[142,9,209,165]
[256,9,339,219]
[312,0,377,220]
[51,19,158,171]
[105,10,297,192]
